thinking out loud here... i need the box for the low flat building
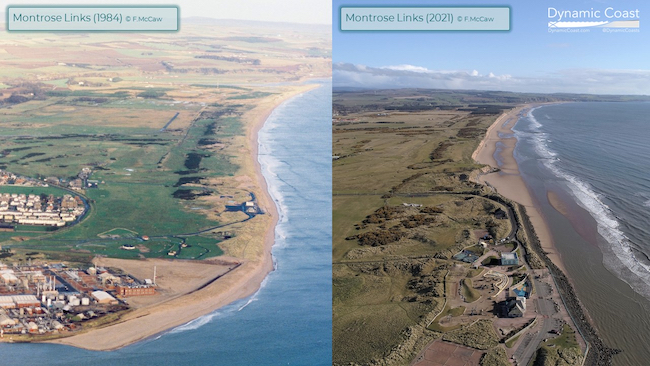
[501,252,519,266]
[91,290,118,305]
[0,295,40,308]
[13,295,40,308]
[1,271,18,285]
[116,285,156,297]
[0,296,15,309]
[0,309,16,326]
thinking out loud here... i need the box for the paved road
[513,331,534,363]
[515,317,555,364]
[514,279,560,365]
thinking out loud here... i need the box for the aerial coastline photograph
[333,0,650,365]
[0,0,332,365]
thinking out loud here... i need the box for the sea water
[514,102,650,365]
[0,80,332,365]
[519,102,650,300]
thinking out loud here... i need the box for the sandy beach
[473,105,566,272]
[39,84,320,351]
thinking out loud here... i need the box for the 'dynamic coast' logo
[547,6,640,33]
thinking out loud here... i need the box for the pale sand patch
[547,191,569,216]
[474,105,567,272]
[42,83,321,351]
[47,258,265,351]
[98,257,237,308]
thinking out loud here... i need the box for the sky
[3,0,332,25]
[333,0,650,94]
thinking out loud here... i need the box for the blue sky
[333,0,650,94]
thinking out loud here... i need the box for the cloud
[334,62,509,90]
[380,64,431,73]
[333,62,650,95]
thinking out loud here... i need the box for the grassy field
[480,347,510,366]
[0,185,72,197]
[428,304,466,333]
[333,90,520,365]
[548,324,580,349]
[462,279,481,303]
[0,21,330,261]
[530,323,583,365]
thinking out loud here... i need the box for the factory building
[91,290,118,305]
[0,309,16,326]
[116,285,156,297]
[0,270,18,285]
[0,295,40,309]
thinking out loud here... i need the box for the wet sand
[473,105,566,272]
[39,84,320,351]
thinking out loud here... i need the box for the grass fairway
[1,98,245,259]
[178,236,224,259]
[75,185,215,237]
[8,182,227,259]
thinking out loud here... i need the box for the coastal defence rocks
[512,202,621,365]
[477,189,617,364]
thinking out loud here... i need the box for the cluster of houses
[2,167,101,196]
[44,167,101,191]
[0,170,47,187]
[0,193,85,227]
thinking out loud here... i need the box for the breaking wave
[517,111,557,160]
[168,267,274,335]
[169,310,227,333]
[527,107,650,298]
